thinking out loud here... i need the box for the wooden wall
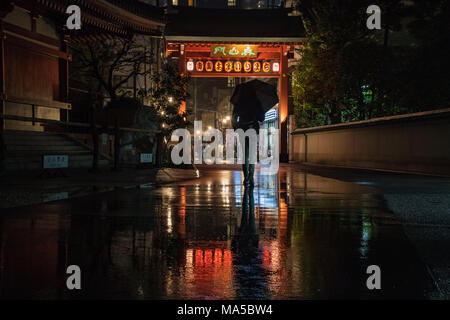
[3,6,62,132]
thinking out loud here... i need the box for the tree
[400,0,450,111]
[292,0,408,127]
[71,35,151,101]
[146,59,189,166]
[70,35,155,171]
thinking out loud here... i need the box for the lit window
[172,0,179,6]
[228,0,236,7]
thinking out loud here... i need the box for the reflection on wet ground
[0,167,434,299]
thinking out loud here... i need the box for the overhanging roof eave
[165,36,306,43]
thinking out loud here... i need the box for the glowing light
[205,60,213,72]
[234,61,242,72]
[272,62,280,72]
[225,61,233,72]
[253,61,261,72]
[262,62,271,72]
[187,60,194,71]
[195,61,204,72]
[215,61,223,72]
[244,61,252,72]
[167,207,173,234]
[226,116,230,120]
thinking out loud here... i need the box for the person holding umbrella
[230,79,279,187]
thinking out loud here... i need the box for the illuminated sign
[187,59,280,74]
[196,61,204,72]
[187,60,194,71]
[243,61,252,73]
[272,62,280,72]
[205,60,213,72]
[210,45,258,58]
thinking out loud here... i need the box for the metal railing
[1,97,162,169]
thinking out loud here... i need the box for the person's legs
[243,137,250,186]
[242,136,255,186]
[248,163,255,186]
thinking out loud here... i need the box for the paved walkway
[294,163,450,299]
[0,165,440,299]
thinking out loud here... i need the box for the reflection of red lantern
[234,61,242,72]
[262,62,271,72]
[272,61,280,72]
[205,60,213,72]
[187,60,194,71]
[253,61,261,72]
[196,61,204,72]
[225,61,233,72]
[215,61,223,72]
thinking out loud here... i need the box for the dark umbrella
[230,79,279,122]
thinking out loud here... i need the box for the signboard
[43,155,69,169]
[188,59,280,74]
[210,45,258,58]
[140,153,153,163]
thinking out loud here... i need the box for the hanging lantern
[205,60,214,72]
[196,61,204,72]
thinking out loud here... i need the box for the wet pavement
[0,166,435,299]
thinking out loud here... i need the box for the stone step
[4,134,68,142]
[6,144,86,152]
[5,157,110,171]
[6,150,91,156]
[3,130,111,170]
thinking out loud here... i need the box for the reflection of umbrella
[230,79,279,122]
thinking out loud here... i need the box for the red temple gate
[166,41,299,159]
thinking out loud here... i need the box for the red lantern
[234,61,242,72]
[253,61,261,72]
[196,61,204,72]
[225,61,233,72]
[272,62,280,72]
[187,60,194,71]
[243,61,252,73]
[215,61,223,72]
[205,60,213,72]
